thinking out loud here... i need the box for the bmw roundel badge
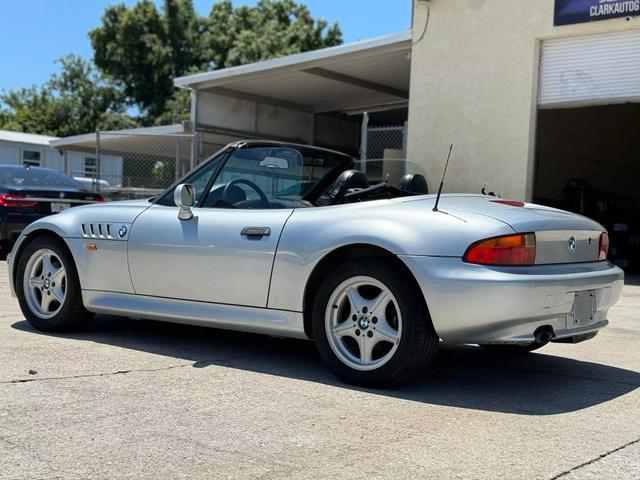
[568,236,576,253]
[118,225,128,238]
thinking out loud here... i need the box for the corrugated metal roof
[175,31,412,114]
[0,130,59,146]
[49,124,191,159]
[50,124,187,149]
[175,31,412,89]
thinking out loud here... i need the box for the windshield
[0,166,85,190]
[200,146,348,209]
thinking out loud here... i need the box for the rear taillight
[463,233,536,266]
[0,193,38,207]
[94,196,107,202]
[598,232,609,261]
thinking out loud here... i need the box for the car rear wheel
[16,236,93,332]
[312,258,438,388]
[479,342,547,354]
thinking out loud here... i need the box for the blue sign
[555,0,640,26]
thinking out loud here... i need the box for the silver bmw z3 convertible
[7,140,624,387]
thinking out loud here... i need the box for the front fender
[8,201,150,297]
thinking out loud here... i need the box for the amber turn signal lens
[463,233,536,266]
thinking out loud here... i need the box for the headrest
[399,173,428,194]
[335,169,369,190]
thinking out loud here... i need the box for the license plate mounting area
[567,290,597,329]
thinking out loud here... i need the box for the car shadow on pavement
[12,315,640,416]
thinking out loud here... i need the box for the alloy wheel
[23,249,67,319]
[325,276,402,371]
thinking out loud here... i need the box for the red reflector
[0,193,38,207]
[464,233,536,266]
[490,200,525,207]
[94,196,107,202]
[599,232,609,261]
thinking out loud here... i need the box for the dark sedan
[0,165,104,253]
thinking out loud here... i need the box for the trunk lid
[396,195,604,264]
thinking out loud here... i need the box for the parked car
[73,176,112,192]
[0,165,104,253]
[7,141,624,387]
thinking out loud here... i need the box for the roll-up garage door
[538,29,640,108]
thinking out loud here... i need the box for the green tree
[0,54,135,137]
[207,0,342,68]
[90,0,342,123]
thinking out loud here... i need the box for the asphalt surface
[0,261,639,480]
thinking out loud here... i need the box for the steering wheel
[222,178,270,208]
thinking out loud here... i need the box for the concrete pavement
[1,262,639,479]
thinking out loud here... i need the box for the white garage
[534,29,640,270]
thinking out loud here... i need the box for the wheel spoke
[41,254,55,277]
[29,276,43,288]
[370,291,390,318]
[346,287,366,316]
[358,335,373,365]
[374,317,400,344]
[40,290,53,312]
[334,320,356,338]
[51,267,65,285]
[50,284,65,304]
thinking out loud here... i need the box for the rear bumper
[399,256,624,344]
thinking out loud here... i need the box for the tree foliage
[90,0,342,122]
[0,0,342,135]
[0,54,136,137]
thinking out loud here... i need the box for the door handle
[241,226,271,237]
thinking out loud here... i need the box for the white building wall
[0,141,122,186]
[0,143,20,164]
[43,148,64,171]
[66,151,123,187]
[0,141,63,168]
[197,90,314,143]
[408,0,640,200]
[196,90,360,151]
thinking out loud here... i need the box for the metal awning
[174,31,412,115]
[50,124,191,158]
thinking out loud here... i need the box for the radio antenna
[433,144,453,212]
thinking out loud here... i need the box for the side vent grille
[81,223,114,239]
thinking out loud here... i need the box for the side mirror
[174,183,195,220]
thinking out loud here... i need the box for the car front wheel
[312,258,438,388]
[15,236,93,332]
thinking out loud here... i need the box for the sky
[0,0,412,93]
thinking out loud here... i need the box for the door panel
[128,204,293,307]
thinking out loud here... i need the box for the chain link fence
[74,131,204,200]
[360,123,408,184]
[365,124,407,161]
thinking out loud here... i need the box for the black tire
[479,342,547,354]
[312,258,439,388]
[15,235,93,332]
